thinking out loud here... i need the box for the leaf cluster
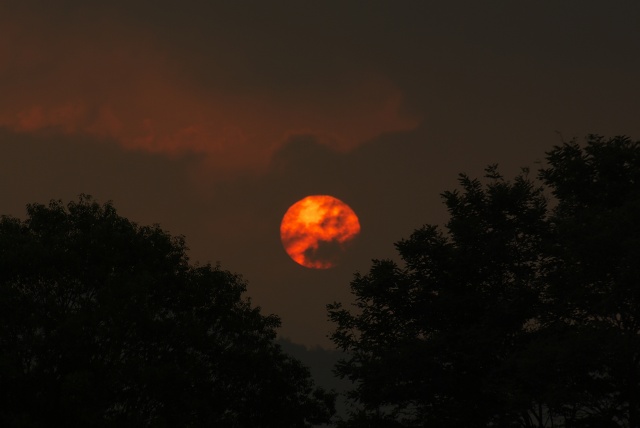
[0,195,334,427]
[329,136,640,427]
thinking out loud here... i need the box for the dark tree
[540,136,640,427]
[329,166,549,427]
[0,195,334,427]
[328,135,640,427]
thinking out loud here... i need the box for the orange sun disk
[280,195,361,269]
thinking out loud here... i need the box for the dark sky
[2,1,640,347]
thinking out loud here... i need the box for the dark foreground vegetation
[2,135,638,427]
[329,135,640,427]
[0,196,334,427]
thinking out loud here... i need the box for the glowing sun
[280,195,361,269]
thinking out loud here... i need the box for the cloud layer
[0,2,418,176]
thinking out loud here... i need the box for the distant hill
[277,338,352,424]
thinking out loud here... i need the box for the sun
[280,195,361,269]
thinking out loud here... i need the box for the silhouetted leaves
[329,135,640,427]
[541,136,640,427]
[0,195,334,427]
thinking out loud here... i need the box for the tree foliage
[540,136,640,427]
[328,135,640,427]
[0,195,334,427]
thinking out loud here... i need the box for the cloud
[0,2,419,177]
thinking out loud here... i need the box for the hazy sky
[2,1,639,347]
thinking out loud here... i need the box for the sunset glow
[280,195,360,269]
[0,6,418,176]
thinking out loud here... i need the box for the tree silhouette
[328,135,640,427]
[0,195,334,427]
[539,136,640,427]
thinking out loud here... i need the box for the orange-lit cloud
[280,195,360,269]
[0,5,419,177]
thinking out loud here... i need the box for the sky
[2,1,640,349]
